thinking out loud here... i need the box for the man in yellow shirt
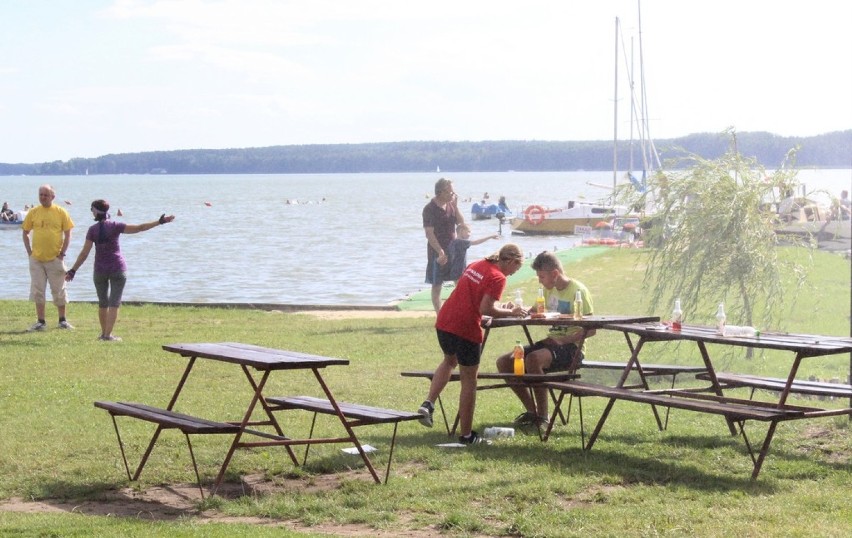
[22,184,75,331]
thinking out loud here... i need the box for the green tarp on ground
[396,246,609,311]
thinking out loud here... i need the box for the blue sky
[0,0,850,163]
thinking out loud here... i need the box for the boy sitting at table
[494,251,594,429]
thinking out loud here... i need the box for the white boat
[511,201,628,235]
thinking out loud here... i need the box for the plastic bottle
[715,303,726,336]
[513,340,525,375]
[573,290,583,320]
[724,325,760,338]
[483,427,515,438]
[514,289,524,309]
[671,298,683,331]
[535,287,545,314]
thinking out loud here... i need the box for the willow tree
[618,131,813,333]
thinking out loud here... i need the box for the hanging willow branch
[616,129,814,334]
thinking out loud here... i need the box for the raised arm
[124,214,174,234]
[470,233,499,246]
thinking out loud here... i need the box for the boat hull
[511,203,627,235]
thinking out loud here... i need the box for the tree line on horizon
[1,130,849,176]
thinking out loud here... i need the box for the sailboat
[512,4,657,236]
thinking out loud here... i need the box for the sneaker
[99,335,122,341]
[535,415,550,429]
[513,411,538,426]
[28,321,47,332]
[417,401,434,428]
[58,320,74,330]
[459,431,490,445]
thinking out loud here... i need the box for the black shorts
[436,329,482,367]
[525,341,584,372]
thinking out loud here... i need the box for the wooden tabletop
[162,342,350,370]
[482,314,660,329]
[401,370,578,383]
[607,323,852,356]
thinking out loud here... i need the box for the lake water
[1,169,849,306]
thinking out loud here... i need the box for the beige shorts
[29,256,68,306]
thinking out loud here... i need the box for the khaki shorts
[29,256,68,306]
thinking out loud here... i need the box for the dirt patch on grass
[0,472,439,536]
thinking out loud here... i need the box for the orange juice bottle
[535,287,545,314]
[513,341,525,375]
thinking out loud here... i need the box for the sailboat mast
[636,0,661,172]
[613,17,619,192]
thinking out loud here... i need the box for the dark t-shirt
[422,199,457,255]
[446,238,472,281]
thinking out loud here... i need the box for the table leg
[751,420,780,479]
[778,353,805,406]
[696,342,737,436]
[619,333,664,430]
[133,356,198,481]
[213,369,275,494]
[584,338,648,450]
[312,369,382,484]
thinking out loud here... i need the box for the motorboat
[511,201,628,235]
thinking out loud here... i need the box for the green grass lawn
[0,248,849,537]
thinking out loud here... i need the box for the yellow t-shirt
[23,205,75,262]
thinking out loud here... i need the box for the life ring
[524,205,546,225]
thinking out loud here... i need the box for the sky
[0,0,850,163]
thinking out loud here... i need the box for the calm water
[1,170,849,305]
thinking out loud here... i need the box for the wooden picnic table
[95,342,419,496]
[543,323,852,479]
[481,314,662,361]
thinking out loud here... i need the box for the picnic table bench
[541,381,812,452]
[400,370,578,437]
[696,372,852,400]
[94,401,242,496]
[266,396,421,483]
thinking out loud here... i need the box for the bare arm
[65,239,94,281]
[470,234,499,246]
[22,229,31,256]
[424,226,448,265]
[124,214,175,234]
[60,229,71,258]
[450,193,465,225]
[480,294,525,318]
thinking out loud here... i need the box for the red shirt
[436,258,506,343]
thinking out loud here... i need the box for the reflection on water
[0,170,848,305]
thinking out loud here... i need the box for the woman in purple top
[65,199,174,341]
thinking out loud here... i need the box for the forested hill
[1,130,849,176]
